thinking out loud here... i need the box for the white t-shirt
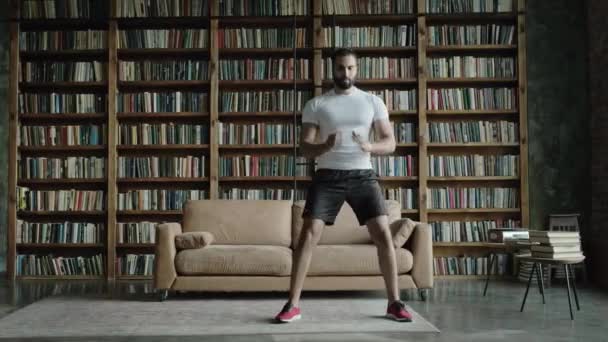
[302,87,390,170]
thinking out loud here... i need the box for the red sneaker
[275,302,301,323]
[386,300,413,322]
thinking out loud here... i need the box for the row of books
[117,189,207,210]
[20,0,107,19]
[427,56,516,79]
[118,222,157,243]
[117,0,209,17]
[19,94,106,114]
[323,0,414,14]
[219,155,309,177]
[19,125,106,146]
[117,92,208,112]
[22,62,106,82]
[428,24,515,46]
[219,0,310,16]
[426,187,519,209]
[433,254,508,275]
[428,154,519,177]
[390,122,416,143]
[20,31,107,51]
[220,188,307,200]
[118,254,155,276]
[384,187,417,209]
[427,120,518,143]
[218,122,300,145]
[219,58,310,80]
[118,123,208,145]
[119,29,209,49]
[118,156,206,178]
[430,219,520,242]
[368,89,417,111]
[426,0,513,13]
[427,87,516,111]
[19,156,105,179]
[220,90,311,112]
[323,57,416,80]
[20,189,105,211]
[218,28,308,49]
[16,221,104,244]
[324,25,417,48]
[372,155,416,177]
[16,254,105,276]
[119,60,209,81]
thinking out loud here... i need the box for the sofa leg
[157,289,169,302]
[419,289,430,301]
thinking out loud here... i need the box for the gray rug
[0,295,439,337]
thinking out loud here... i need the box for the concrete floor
[0,277,606,342]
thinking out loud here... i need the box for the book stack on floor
[529,231,583,259]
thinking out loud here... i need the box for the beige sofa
[154,199,433,301]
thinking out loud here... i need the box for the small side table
[483,241,536,296]
[519,256,585,320]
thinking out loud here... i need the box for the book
[531,244,582,253]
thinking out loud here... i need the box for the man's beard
[333,75,354,89]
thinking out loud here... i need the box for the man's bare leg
[366,215,400,304]
[288,218,325,307]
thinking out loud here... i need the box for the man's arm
[299,123,336,159]
[353,119,396,155]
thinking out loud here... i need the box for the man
[274,48,412,323]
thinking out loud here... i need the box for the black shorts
[302,168,388,226]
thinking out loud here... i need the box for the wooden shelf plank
[18,179,106,185]
[118,80,210,88]
[322,79,417,86]
[426,45,517,53]
[425,13,517,22]
[117,112,208,119]
[117,144,210,151]
[427,142,519,147]
[219,144,296,150]
[219,79,313,87]
[321,47,417,54]
[16,275,105,280]
[17,211,106,217]
[219,48,312,55]
[20,49,107,59]
[17,243,105,248]
[117,244,155,248]
[428,208,521,213]
[117,177,209,183]
[219,111,301,118]
[18,146,106,153]
[117,210,182,216]
[19,19,108,30]
[427,77,517,85]
[427,109,518,115]
[20,81,108,90]
[428,176,519,181]
[219,176,312,181]
[115,17,210,28]
[19,113,107,121]
[118,48,209,57]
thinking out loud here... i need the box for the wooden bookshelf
[7,0,528,280]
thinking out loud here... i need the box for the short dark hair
[332,48,357,65]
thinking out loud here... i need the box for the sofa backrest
[291,200,402,247]
[182,200,292,247]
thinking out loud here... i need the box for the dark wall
[0,1,593,275]
[588,0,608,289]
[526,0,590,234]
[0,0,9,274]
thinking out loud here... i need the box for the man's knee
[301,218,325,243]
[366,216,392,246]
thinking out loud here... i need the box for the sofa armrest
[154,222,182,290]
[408,222,434,289]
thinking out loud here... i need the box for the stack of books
[529,231,583,259]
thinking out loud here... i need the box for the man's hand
[324,132,338,150]
[352,131,373,152]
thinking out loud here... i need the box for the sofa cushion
[175,231,214,249]
[390,218,416,248]
[182,200,292,247]
[308,245,413,276]
[292,200,402,247]
[175,245,292,276]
